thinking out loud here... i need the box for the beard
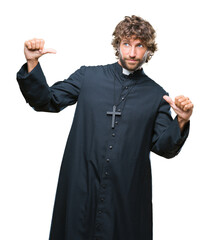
[119,51,147,71]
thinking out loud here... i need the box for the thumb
[163,95,175,108]
[40,48,57,54]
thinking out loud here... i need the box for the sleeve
[151,93,190,159]
[16,62,86,112]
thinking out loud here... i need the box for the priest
[16,15,193,240]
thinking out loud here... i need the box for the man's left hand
[163,95,194,130]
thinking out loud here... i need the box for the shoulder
[76,63,114,79]
[82,62,113,72]
[141,70,168,95]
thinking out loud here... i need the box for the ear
[143,50,148,59]
[118,47,122,55]
[147,50,152,56]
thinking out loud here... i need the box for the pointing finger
[163,95,174,106]
[42,48,57,54]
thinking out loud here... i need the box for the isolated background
[1,0,209,239]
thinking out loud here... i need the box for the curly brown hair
[112,15,158,62]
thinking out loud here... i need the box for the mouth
[127,59,139,63]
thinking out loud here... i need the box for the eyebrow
[121,39,144,46]
[121,39,131,43]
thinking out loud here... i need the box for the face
[118,36,148,71]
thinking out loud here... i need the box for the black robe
[17,61,190,240]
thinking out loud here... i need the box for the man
[17,15,193,240]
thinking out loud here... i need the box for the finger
[175,96,186,105]
[183,103,194,111]
[176,96,191,109]
[181,99,191,107]
[163,95,174,107]
[31,39,36,49]
[177,96,186,103]
[25,41,32,49]
[175,96,187,108]
[35,39,40,49]
[175,95,185,102]
[39,39,45,51]
[42,48,57,54]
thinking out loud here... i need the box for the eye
[123,43,129,46]
[137,44,143,48]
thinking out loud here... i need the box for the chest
[80,72,161,125]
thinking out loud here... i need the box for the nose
[129,46,136,58]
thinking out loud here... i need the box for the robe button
[118,109,121,112]
[112,133,115,137]
[115,121,118,124]
[105,171,109,176]
[109,145,113,149]
[125,86,128,89]
[106,158,110,163]
[122,97,125,100]
[96,223,101,230]
[100,197,104,202]
[98,209,102,214]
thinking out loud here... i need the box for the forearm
[151,115,190,159]
[17,62,84,112]
[17,63,52,110]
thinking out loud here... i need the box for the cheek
[120,50,129,59]
[137,49,145,56]
[119,46,129,56]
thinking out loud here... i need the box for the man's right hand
[24,38,56,72]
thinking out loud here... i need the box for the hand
[24,38,56,72]
[24,38,56,61]
[163,95,194,130]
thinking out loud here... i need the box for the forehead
[121,35,142,43]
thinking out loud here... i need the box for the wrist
[27,58,38,64]
[27,59,38,73]
[177,116,189,131]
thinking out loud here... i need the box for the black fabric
[17,61,190,240]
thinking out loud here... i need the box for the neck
[122,68,134,75]
[117,60,141,75]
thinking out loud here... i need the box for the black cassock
[17,61,190,240]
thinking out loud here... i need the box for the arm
[151,94,193,159]
[16,38,85,112]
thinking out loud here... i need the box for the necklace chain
[113,65,137,108]
[106,64,137,129]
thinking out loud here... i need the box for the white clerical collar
[122,68,134,75]
[122,67,143,76]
